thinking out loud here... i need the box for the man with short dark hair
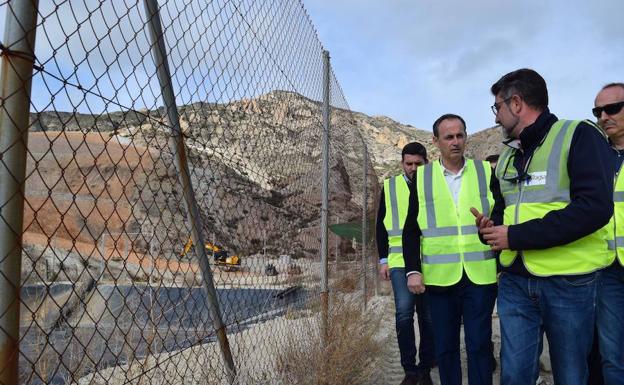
[594,82,624,383]
[474,68,613,385]
[403,115,498,385]
[376,141,435,385]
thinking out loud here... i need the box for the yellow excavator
[180,238,241,271]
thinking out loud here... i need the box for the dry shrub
[275,294,382,385]
[332,265,363,293]
[333,272,358,293]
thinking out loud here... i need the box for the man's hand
[407,273,426,294]
[379,263,390,281]
[470,207,493,231]
[480,225,509,251]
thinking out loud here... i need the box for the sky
[305,0,624,133]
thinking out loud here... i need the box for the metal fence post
[361,143,368,311]
[0,2,39,383]
[320,50,330,347]
[142,0,236,383]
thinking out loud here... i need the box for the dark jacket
[493,109,614,276]
[376,186,390,262]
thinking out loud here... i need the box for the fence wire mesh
[0,0,379,384]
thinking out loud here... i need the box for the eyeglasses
[503,171,532,184]
[491,96,513,115]
[500,152,532,185]
[592,101,624,118]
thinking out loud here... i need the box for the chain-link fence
[0,0,379,384]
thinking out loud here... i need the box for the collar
[517,108,558,153]
[503,138,521,150]
[402,173,412,185]
[612,145,624,157]
[609,137,624,153]
[439,158,466,176]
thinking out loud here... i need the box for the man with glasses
[376,142,435,385]
[403,114,498,385]
[594,82,624,383]
[473,68,613,385]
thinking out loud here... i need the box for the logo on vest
[525,171,547,186]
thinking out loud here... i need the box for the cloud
[305,0,624,131]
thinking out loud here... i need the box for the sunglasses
[592,101,624,119]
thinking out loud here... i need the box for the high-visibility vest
[382,175,410,268]
[416,159,497,286]
[496,120,610,275]
[607,161,624,266]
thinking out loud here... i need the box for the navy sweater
[493,110,613,276]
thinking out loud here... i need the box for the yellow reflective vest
[416,159,497,286]
[607,160,624,267]
[496,120,610,275]
[383,175,410,268]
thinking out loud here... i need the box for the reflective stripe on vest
[387,176,403,236]
[500,120,572,206]
[417,159,497,286]
[383,175,410,268]
[607,162,624,266]
[497,120,610,275]
[422,250,496,264]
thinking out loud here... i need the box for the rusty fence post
[142,0,236,382]
[320,50,330,348]
[361,143,368,311]
[0,1,40,384]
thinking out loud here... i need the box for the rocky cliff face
[30,91,505,185]
[25,91,504,270]
[465,125,506,160]
[353,115,505,178]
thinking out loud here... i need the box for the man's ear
[511,94,523,114]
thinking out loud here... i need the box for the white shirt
[439,159,466,205]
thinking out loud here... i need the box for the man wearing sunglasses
[403,114,498,385]
[594,82,624,383]
[473,68,613,385]
[376,142,435,385]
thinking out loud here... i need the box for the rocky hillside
[23,91,371,274]
[29,92,505,186]
[354,114,505,178]
[465,125,506,160]
[24,91,504,277]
